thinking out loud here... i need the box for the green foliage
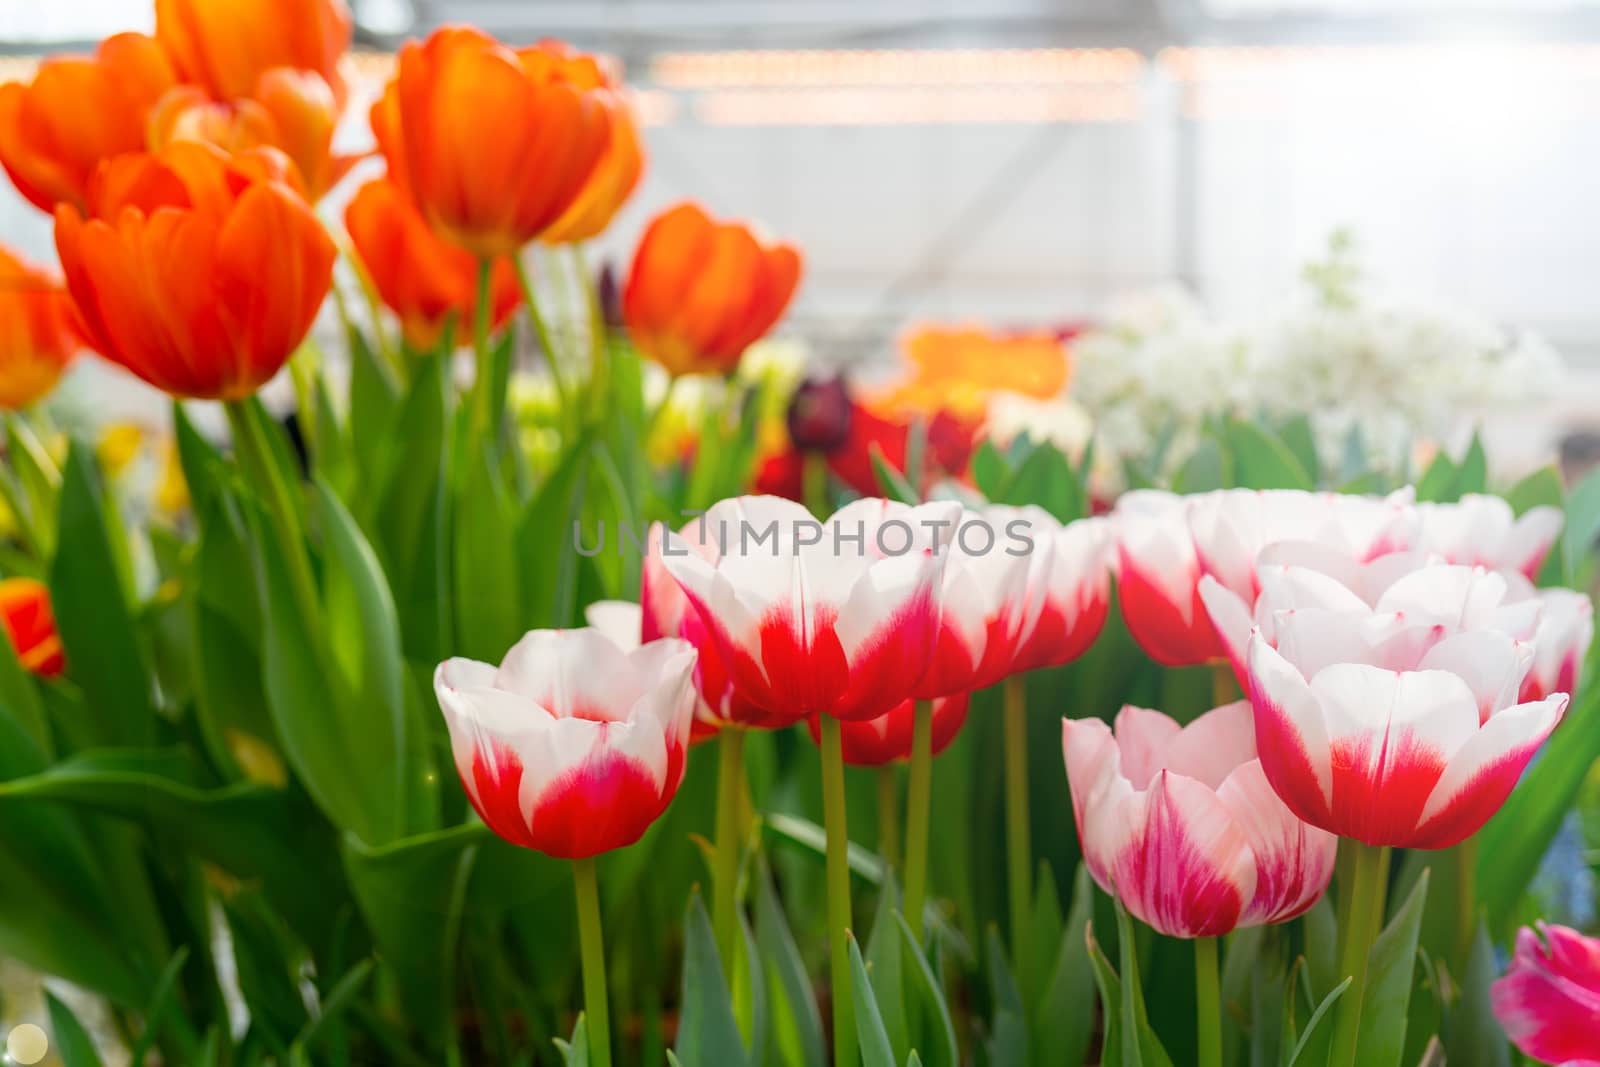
[6,306,1596,1067]
[1355,871,1430,1067]
[676,889,751,1067]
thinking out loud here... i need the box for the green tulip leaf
[894,912,959,1067]
[851,934,898,1067]
[754,858,825,1067]
[676,887,750,1067]
[1035,865,1095,1067]
[46,991,105,1067]
[50,444,153,746]
[1283,976,1351,1067]
[1442,920,1511,1067]
[1354,870,1430,1067]
[342,823,484,1046]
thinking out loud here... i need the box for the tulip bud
[1492,922,1600,1066]
[786,375,852,453]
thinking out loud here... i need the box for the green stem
[1328,842,1390,1067]
[470,258,495,436]
[223,401,319,634]
[1003,676,1032,957]
[571,243,608,420]
[1195,937,1222,1067]
[876,765,900,873]
[341,242,404,384]
[573,857,612,1067]
[903,698,934,942]
[0,461,40,559]
[819,715,858,1067]
[803,451,829,518]
[513,256,572,430]
[642,374,679,445]
[1455,834,1479,965]
[713,727,747,968]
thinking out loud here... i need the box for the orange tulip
[54,142,335,400]
[0,33,178,213]
[155,0,352,106]
[345,178,521,350]
[0,245,78,410]
[373,27,615,257]
[147,68,360,200]
[0,578,63,678]
[623,201,802,377]
[531,40,644,244]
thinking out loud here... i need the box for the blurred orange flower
[875,323,1071,419]
[345,177,522,350]
[623,201,802,377]
[373,28,615,257]
[0,33,178,213]
[0,577,63,678]
[54,142,335,400]
[147,68,360,200]
[532,41,644,244]
[155,0,352,106]
[0,245,78,410]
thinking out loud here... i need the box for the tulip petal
[1101,769,1254,939]
[584,600,643,650]
[1416,630,1533,722]
[1159,700,1258,790]
[495,628,643,722]
[1216,759,1337,925]
[1246,635,1336,830]
[519,716,667,857]
[1412,693,1567,849]
[1308,663,1480,846]
[1109,705,1182,789]
[1199,575,1253,684]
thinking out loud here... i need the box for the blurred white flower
[1069,242,1566,486]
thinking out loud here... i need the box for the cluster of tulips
[2,2,1600,1065]
[430,484,1595,1066]
[0,0,799,414]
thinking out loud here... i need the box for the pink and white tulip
[661,495,960,722]
[1415,493,1564,581]
[1491,922,1600,1067]
[1011,514,1113,674]
[1062,702,1336,938]
[1244,563,1570,848]
[806,692,970,767]
[434,629,697,859]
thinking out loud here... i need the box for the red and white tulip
[1011,514,1113,674]
[913,505,1053,699]
[1516,584,1593,703]
[1187,487,1412,604]
[1244,563,1570,848]
[1115,490,1225,666]
[434,629,697,858]
[1491,922,1600,1067]
[661,495,959,722]
[805,693,970,767]
[1062,701,1336,938]
[591,519,797,739]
